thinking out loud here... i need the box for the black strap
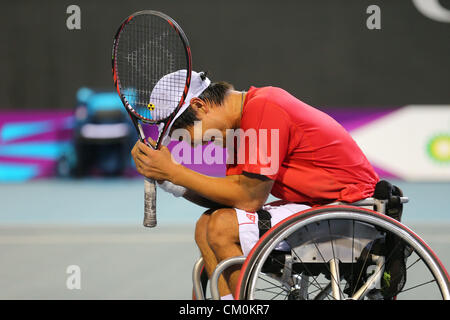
[257,209,272,238]
[373,180,403,222]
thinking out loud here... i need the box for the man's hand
[131,138,178,182]
[131,138,274,212]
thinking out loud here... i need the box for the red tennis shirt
[226,86,379,206]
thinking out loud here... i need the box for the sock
[221,294,234,300]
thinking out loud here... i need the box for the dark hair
[169,80,233,134]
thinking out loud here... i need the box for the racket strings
[116,14,188,122]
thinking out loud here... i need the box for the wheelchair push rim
[235,206,450,300]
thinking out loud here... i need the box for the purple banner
[0,108,399,181]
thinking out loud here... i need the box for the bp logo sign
[427,134,450,164]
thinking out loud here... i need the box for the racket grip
[143,178,157,228]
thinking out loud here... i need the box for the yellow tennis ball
[147,103,155,111]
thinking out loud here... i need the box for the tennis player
[131,71,379,299]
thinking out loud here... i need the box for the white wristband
[158,180,187,198]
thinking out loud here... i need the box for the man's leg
[206,208,243,296]
[195,209,234,297]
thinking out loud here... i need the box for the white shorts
[235,202,310,257]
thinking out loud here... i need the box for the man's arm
[132,141,274,212]
[172,167,274,212]
[183,189,224,209]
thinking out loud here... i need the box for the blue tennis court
[0,179,448,299]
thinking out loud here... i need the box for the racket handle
[143,178,157,228]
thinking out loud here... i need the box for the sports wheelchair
[192,182,450,300]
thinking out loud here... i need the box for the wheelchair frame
[192,195,449,300]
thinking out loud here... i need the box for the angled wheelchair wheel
[235,206,450,300]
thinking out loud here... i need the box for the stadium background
[0,0,449,299]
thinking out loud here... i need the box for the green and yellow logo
[427,134,450,164]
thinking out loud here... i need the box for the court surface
[0,179,449,299]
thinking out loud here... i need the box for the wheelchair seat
[259,181,409,298]
[263,179,406,262]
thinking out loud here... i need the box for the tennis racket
[112,10,192,228]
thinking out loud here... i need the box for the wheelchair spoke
[406,256,421,271]
[351,229,376,297]
[255,249,335,300]
[327,220,345,299]
[289,248,335,300]
[304,225,329,265]
[263,252,329,297]
[255,285,286,292]
[257,274,289,292]
[254,275,289,300]
[351,219,355,291]
[313,283,333,300]
[398,279,436,295]
[351,230,410,299]
[270,288,288,300]
[302,224,343,299]
[383,252,421,296]
[367,236,405,290]
[255,287,288,295]
[309,286,324,295]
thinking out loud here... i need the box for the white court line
[1,234,448,245]
[0,233,193,245]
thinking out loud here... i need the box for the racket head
[112,10,192,131]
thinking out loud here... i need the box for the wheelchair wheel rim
[240,208,450,300]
